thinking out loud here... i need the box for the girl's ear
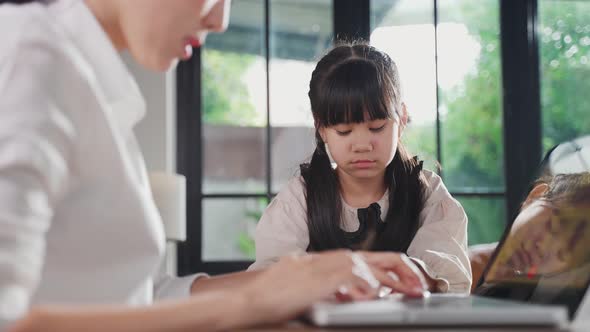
[522,183,550,210]
[318,127,327,143]
[398,102,409,138]
[400,102,409,127]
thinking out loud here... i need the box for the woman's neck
[85,0,127,51]
[337,169,387,209]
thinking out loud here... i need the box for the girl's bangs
[316,59,394,127]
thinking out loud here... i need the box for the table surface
[241,320,589,332]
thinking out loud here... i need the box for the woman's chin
[153,56,177,72]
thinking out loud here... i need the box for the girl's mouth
[352,160,376,168]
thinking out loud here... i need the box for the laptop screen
[475,201,590,319]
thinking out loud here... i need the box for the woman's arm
[11,290,252,332]
[190,270,263,294]
[11,251,427,332]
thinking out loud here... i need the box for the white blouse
[249,170,472,293]
[0,1,199,328]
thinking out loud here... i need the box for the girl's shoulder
[421,169,444,189]
[260,176,309,223]
[274,176,308,210]
[420,168,454,205]
[418,169,467,228]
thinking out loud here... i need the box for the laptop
[306,204,590,328]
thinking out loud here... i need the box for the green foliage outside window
[440,2,590,244]
[539,2,590,150]
[202,49,259,126]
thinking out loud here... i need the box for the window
[177,0,549,275]
[371,0,505,245]
[200,0,266,263]
[177,0,333,273]
[539,0,590,150]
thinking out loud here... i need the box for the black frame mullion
[265,0,272,202]
[202,193,271,199]
[176,50,203,276]
[177,1,273,276]
[196,262,253,275]
[450,192,505,198]
[433,0,443,177]
[333,0,370,42]
[500,0,542,223]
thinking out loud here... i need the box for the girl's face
[115,0,230,71]
[319,114,403,181]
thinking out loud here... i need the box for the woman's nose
[202,0,230,33]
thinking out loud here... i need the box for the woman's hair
[301,42,425,253]
[534,172,590,207]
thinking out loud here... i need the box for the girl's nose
[352,142,374,153]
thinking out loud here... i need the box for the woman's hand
[235,250,427,327]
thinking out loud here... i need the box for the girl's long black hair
[302,42,425,253]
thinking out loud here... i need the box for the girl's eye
[369,124,386,132]
[336,130,352,136]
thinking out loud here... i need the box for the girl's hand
[236,250,427,327]
[360,251,429,292]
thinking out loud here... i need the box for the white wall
[122,53,179,275]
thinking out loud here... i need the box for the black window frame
[176,0,542,276]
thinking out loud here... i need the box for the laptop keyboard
[402,294,475,308]
[399,294,529,309]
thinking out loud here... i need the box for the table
[241,320,588,331]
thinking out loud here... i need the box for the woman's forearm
[191,270,263,294]
[10,270,266,332]
[11,290,258,332]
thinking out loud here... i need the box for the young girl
[250,43,472,293]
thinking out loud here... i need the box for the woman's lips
[187,36,201,47]
[181,36,202,60]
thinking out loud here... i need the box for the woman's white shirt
[0,0,199,328]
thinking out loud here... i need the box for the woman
[487,172,590,281]
[470,172,590,290]
[0,0,427,331]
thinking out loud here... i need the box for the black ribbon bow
[341,202,385,249]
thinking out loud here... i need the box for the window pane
[270,0,333,192]
[457,196,505,245]
[438,1,504,192]
[202,197,268,261]
[371,0,438,172]
[539,1,590,150]
[202,1,267,194]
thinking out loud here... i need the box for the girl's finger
[362,253,420,282]
[371,265,424,297]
